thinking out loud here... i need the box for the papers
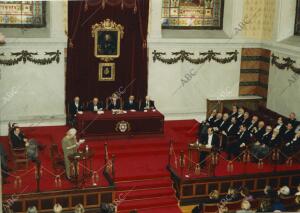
[130,109,136,112]
[78,111,83,114]
[206,145,212,148]
[97,110,104,114]
[144,110,148,112]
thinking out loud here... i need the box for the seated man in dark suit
[241,112,251,128]
[221,116,239,149]
[69,96,84,116]
[251,125,272,159]
[213,113,230,133]
[247,115,258,133]
[226,125,251,160]
[236,107,245,125]
[11,127,42,161]
[211,113,223,129]
[282,123,295,143]
[274,117,286,138]
[199,127,219,168]
[252,121,265,141]
[284,131,300,155]
[107,93,121,110]
[69,96,84,126]
[198,109,217,140]
[140,96,156,110]
[88,97,105,112]
[287,112,299,130]
[229,105,238,119]
[124,95,138,111]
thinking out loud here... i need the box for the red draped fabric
[66,0,149,104]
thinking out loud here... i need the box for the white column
[148,0,162,39]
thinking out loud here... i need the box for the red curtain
[66,0,149,103]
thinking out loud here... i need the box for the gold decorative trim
[115,120,131,133]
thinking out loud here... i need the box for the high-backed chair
[8,122,28,171]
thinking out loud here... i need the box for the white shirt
[207,134,213,147]
[93,105,98,111]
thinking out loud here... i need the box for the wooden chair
[202,202,219,213]
[50,144,65,171]
[225,199,243,211]
[8,122,28,171]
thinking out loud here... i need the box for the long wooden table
[76,111,164,138]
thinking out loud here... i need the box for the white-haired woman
[61,128,85,179]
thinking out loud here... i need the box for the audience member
[257,199,272,212]
[236,200,254,213]
[240,187,254,201]
[53,203,63,213]
[74,203,85,213]
[27,206,38,213]
[192,190,220,213]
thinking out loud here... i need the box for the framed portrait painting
[98,63,115,81]
[92,19,124,61]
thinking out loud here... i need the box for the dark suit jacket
[225,123,239,137]
[229,111,238,119]
[254,128,265,142]
[237,130,251,146]
[69,101,84,116]
[282,130,295,142]
[241,118,251,128]
[260,132,272,145]
[88,102,105,112]
[247,122,258,132]
[201,133,220,148]
[124,101,138,110]
[107,99,121,110]
[236,114,244,124]
[267,135,281,148]
[206,115,216,126]
[218,120,230,132]
[212,118,222,128]
[140,100,155,110]
[274,124,286,137]
[287,118,299,130]
[11,133,26,149]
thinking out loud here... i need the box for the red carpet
[1,119,300,212]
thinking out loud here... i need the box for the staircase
[115,177,181,213]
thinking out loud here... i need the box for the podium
[188,143,216,176]
[68,150,94,187]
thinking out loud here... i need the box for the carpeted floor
[1,119,300,212]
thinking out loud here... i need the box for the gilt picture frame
[92,19,124,61]
[98,63,115,81]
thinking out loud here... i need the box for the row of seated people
[198,106,300,160]
[192,184,300,213]
[69,94,156,116]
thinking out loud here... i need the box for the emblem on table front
[115,121,131,133]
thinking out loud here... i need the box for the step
[116,187,175,200]
[118,205,182,213]
[116,196,178,211]
[116,178,172,191]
